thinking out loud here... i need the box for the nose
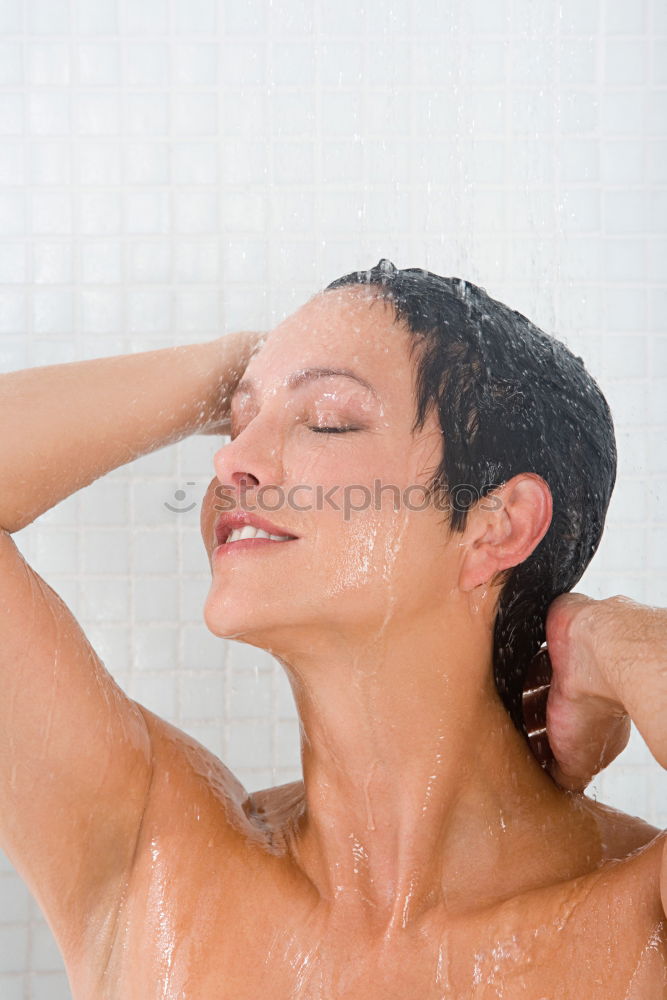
[212,420,283,504]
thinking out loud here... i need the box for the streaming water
[188,260,661,998]
[2,1,664,997]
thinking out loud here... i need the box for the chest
[87,827,666,1000]
[67,730,666,1000]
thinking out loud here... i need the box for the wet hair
[324,259,617,748]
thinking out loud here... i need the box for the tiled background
[0,0,665,994]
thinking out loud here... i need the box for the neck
[262,608,601,936]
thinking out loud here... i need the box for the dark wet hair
[324,259,617,748]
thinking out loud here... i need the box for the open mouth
[214,516,300,548]
[224,526,296,544]
[213,533,299,557]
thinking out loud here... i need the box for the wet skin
[95,706,666,999]
[90,284,662,999]
[2,287,664,997]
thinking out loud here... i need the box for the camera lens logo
[164,482,198,513]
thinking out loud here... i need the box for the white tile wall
[0,0,666,993]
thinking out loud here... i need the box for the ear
[458,473,553,593]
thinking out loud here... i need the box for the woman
[0,261,664,997]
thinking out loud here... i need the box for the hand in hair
[541,591,667,793]
[198,330,267,436]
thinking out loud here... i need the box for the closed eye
[309,427,360,434]
[229,423,362,440]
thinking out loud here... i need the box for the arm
[0,331,261,975]
[0,331,262,533]
[541,593,667,916]
[544,593,667,785]
[582,596,667,769]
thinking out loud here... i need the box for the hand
[198,330,266,436]
[540,592,631,793]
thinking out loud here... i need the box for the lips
[214,511,299,546]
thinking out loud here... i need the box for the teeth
[225,526,293,544]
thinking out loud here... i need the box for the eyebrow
[230,367,379,406]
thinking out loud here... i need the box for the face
[200,287,459,654]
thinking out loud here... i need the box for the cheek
[378,510,453,595]
[294,446,375,488]
[321,523,376,598]
[319,507,414,599]
[307,451,418,512]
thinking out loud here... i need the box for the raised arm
[0,331,261,985]
[0,331,262,534]
[541,592,667,920]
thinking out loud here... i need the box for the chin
[203,601,327,667]
[203,593,285,643]
[203,599,257,639]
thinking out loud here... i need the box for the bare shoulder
[582,796,666,861]
[478,801,667,999]
[605,817,667,997]
[582,798,667,986]
[580,796,666,910]
[136,703,258,842]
